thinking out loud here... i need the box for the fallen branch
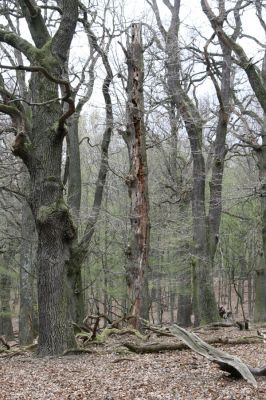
[170,325,257,386]
[0,350,25,359]
[123,336,262,354]
[193,322,236,331]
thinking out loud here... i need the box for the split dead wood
[124,324,266,387]
[170,325,260,387]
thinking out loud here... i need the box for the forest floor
[1,325,266,400]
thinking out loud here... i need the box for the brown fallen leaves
[0,327,266,400]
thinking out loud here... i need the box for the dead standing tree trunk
[122,24,150,328]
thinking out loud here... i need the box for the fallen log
[170,325,257,386]
[123,336,262,354]
[123,341,189,353]
[124,325,266,386]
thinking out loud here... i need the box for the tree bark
[252,51,266,322]
[0,254,14,340]
[123,23,150,328]
[19,198,37,345]
[255,114,266,321]
[1,0,80,356]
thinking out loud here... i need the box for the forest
[1,0,266,399]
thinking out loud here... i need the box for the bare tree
[0,0,79,356]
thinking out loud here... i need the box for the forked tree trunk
[123,23,150,328]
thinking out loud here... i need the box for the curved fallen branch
[170,325,257,386]
[124,324,266,387]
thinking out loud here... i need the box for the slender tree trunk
[208,45,232,264]
[67,114,82,222]
[67,33,114,323]
[160,0,217,324]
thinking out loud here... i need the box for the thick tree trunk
[177,270,192,327]
[65,115,84,323]
[123,24,150,328]
[255,52,266,322]
[0,256,14,340]
[255,130,266,322]
[19,199,37,345]
[0,0,79,356]
[30,77,77,355]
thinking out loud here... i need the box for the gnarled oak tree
[0,0,78,356]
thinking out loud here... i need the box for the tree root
[63,348,95,356]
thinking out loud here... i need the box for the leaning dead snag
[170,325,257,387]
